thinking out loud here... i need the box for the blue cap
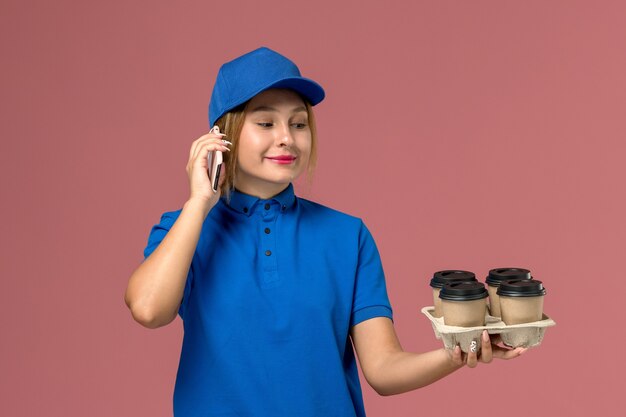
[208,47,326,127]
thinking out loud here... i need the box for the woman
[125,47,525,417]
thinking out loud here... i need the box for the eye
[291,122,308,129]
[257,122,274,128]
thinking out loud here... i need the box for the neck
[234,180,290,200]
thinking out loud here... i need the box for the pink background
[2,1,624,416]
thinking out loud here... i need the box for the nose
[277,124,294,147]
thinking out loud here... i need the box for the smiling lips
[266,155,297,164]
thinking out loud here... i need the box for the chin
[268,176,295,185]
[267,168,303,182]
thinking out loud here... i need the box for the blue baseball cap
[208,47,326,127]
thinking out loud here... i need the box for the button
[264,228,271,234]
[265,250,272,256]
[282,205,286,211]
[264,203,270,210]
[243,207,248,213]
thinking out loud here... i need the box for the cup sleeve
[143,210,194,319]
[350,221,393,327]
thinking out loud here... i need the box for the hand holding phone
[207,126,224,193]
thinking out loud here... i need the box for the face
[235,89,312,198]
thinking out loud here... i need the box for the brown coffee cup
[429,270,477,318]
[440,281,488,327]
[497,279,546,325]
[485,268,532,317]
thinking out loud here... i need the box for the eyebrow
[248,105,307,114]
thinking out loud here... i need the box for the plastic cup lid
[430,270,477,289]
[486,268,532,286]
[497,279,546,297]
[439,281,488,301]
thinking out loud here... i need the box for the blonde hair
[214,96,318,199]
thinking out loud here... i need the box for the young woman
[125,47,525,417]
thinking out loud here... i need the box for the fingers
[456,331,519,369]
[450,345,465,367]
[185,128,233,202]
[192,135,231,163]
[492,346,528,360]
[189,129,231,163]
[479,330,493,364]
[187,134,231,176]
[466,331,490,368]
[466,342,478,368]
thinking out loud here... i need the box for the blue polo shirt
[144,184,393,417]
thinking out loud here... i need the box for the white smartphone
[207,126,223,193]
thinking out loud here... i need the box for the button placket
[260,202,278,285]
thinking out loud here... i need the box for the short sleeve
[143,210,193,319]
[350,221,393,327]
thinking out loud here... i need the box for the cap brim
[210,77,325,127]
[264,77,325,106]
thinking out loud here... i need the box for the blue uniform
[144,184,393,417]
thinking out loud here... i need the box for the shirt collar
[225,183,296,216]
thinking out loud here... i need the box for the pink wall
[1,1,624,416]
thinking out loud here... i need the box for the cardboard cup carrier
[423,269,555,353]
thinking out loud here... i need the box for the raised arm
[124,130,230,328]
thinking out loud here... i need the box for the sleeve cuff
[350,305,393,327]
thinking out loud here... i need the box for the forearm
[353,318,464,395]
[370,348,462,396]
[125,198,211,328]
